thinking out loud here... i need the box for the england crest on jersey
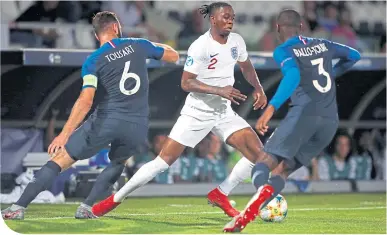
[231,47,238,60]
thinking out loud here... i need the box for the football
[259,194,288,222]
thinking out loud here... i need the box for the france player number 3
[310,58,331,93]
[119,60,141,96]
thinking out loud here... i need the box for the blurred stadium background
[0,0,386,203]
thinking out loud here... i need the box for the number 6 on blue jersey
[119,60,141,96]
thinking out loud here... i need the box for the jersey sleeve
[322,39,361,78]
[323,40,361,61]
[269,46,301,110]
[236,34,248,62]
[273,46,299,74]
[81,55,98,89]
[138,39,165,60]
[183,40,206,75]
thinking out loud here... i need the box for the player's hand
[253,88,267,110]
[255,105,275,135]
[217,85,247,105]
[48,133,69,156]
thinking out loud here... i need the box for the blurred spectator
[383,147,386,180]
[380,34,386,53]
[102,1,146,34]
[301,18,312,37]
[177,9,205,50]
[134,134,179,184]
[205,134,227,182]
[102,1,165,41]
[356,130,385,179]
[195,136,211,182]
[194,134,227,182]
[45,109,59,151]
[302,1,318,31]
[10,1,81,48]
[318,132,353,180]
[288,166,310,180]
[331,8,357,48]
[317,3,338,32]
[258,15,281,51]
[288,158,318,180]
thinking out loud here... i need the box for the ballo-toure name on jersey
[105,45,135,62]
[292,43,328,57]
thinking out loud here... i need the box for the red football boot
[92,194,121,217]
[207,187,240,217]
[223,185,274,233]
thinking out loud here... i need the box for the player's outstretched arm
[270,47,301,111]
[328,41,361,78]
[62,89,95,137]
[153,42,179,63]
[48,87,95,154]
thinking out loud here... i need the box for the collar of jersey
[281,35,305,47]
[207,29,229,45]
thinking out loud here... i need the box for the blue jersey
[270,36,360,118]
[81,38,164,123]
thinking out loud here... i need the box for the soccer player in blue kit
[2,11,179,220]
[223,9,361,232]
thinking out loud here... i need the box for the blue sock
[16,161,61,208]
[83,162,125,206]
[251,163,270,190]
[262,175,286,207]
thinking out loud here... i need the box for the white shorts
[169,108,251,148]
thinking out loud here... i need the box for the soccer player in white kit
[92,2,268,218]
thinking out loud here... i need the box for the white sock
[218,157,254,196]
[114,156,169,202]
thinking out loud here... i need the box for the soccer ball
[259,194,288,222]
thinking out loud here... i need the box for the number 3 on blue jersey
[311,57,332,93]
[120,60,141,95]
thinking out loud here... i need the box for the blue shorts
[264,111,338,167]
[65,115,148,163]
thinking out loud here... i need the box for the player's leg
[1,148,75,220]
[260,159,303,208]
[263,117,338,207]
[223,114,314,232]
[76,154,126,219]
[92,115,213,216]
[208,113,262,217]
[2,119,112,220]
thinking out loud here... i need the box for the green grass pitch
[2,193,386,234]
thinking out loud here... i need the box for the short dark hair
[277,9,302,27]
[92,11,119,35]
[198,2,232,18]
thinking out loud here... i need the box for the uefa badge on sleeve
[231,47,238,60]
[185,56,194,66]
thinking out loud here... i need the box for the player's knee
[256,151,279,170]
[50,148,76,171]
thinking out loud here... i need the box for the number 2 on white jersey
[310,58,331,93]
[119,60,141,95]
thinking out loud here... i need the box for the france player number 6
[311,58,331,93]
[119,60,141,95]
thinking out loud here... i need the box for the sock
[262,175,286,208]
[113,156,169,202]
[80,203,92,210]
[83,162,125,206]
[251,163,270,190]
[218,157,254,195]
[15,161,61,208]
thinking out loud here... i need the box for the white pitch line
[23,206,386,221]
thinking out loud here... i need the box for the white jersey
[182,31,248,116]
